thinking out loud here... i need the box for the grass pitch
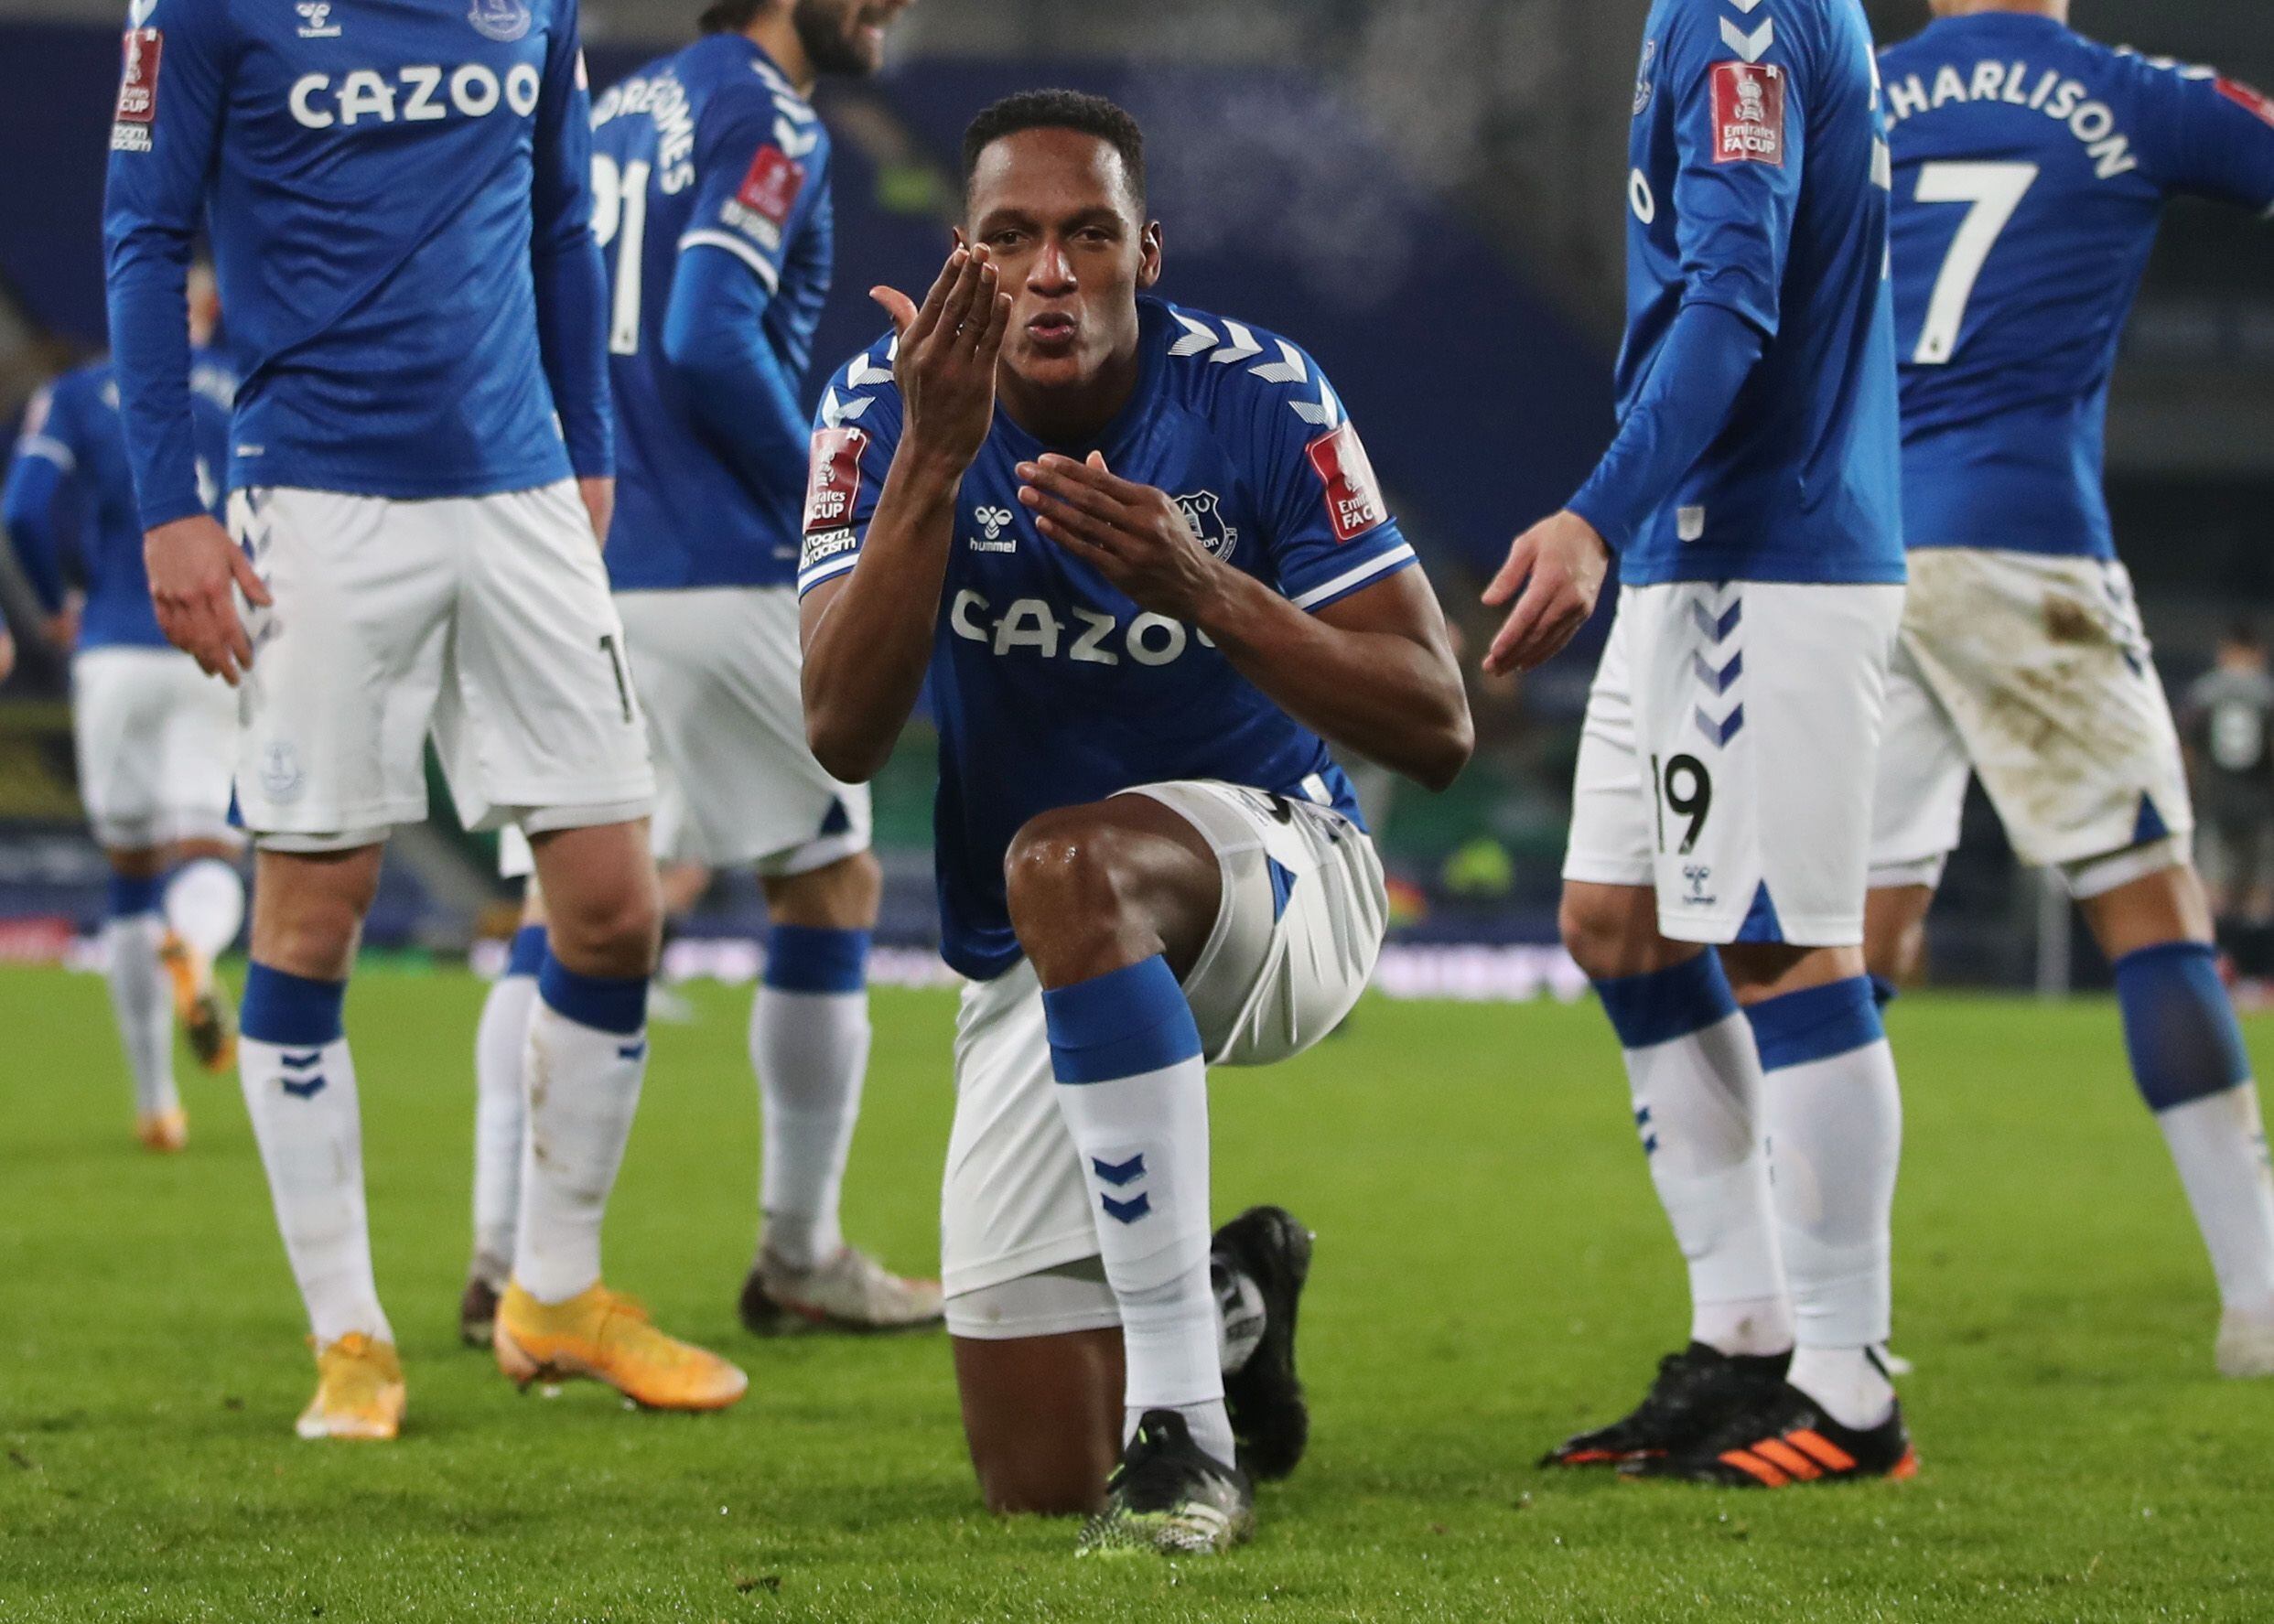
[1,964,2270,1621]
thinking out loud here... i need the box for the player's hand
[1018,453,1230,624]
[1482,510,1610,676]
[42,603,80,652]
[872,244,1013,474]
[144,513,270,686]
[578,476,616,550]
[0,627,14,684]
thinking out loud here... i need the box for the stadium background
[2,0,2270,994]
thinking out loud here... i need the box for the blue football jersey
[1615,0,1902,586]
[594,35,832,591]
[799,298,1417,981]
[4,351,234,651]
[1882,15,2274,558]
[102,0,609,530]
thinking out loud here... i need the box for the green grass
[2,966,2271,1621]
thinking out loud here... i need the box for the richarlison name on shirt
[1882,54,2167,178]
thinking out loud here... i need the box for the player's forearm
[102,231,204,532]
[801,452,962,782]
[2,458,70,614]
[533,238,613,478]
[1198,570,1473,793]
[1568,300,1764,550]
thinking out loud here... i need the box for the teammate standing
[1869,0,2274,1379]
[459,0,939,1341]
[801,91,1471,1554]
[4,266,244,1153]
[105,0,744,1438]
[1489,0,1916,1485]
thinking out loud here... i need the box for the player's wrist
[1561,495,1623,557]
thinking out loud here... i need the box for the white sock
[1596,956,1792,1356]
[1042,956,1232,1468]
[470,965,538,1285]
[163,857,246,961]
[752,983,870,1270]
[241,1036,392,1345]
[514,962,649,1305]
[1749,980,1902,1430]
[2157,1086,2274,1313]
[103,911,178,1118]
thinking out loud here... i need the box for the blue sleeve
[529,0,611,479]
[2136,65,2274,212]
[3,386,78,614]
[1568,303,1765,551]
[660,93,830,506]
[1666,1,1807,339]
[1241,341,1417,613]
[102,0,231,532]
[795,348,900,598]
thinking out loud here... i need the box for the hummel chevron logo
[280,1073,328,1101]
[1726,0,1768,13]
[1092,1154,1147,1187]
[1690,599,1743,643]
[1210,320,1265,366]
[279,1050,323,1070]
[1691,650,1743,694]
[847,352,894,390]
[1250,339,1309,386]
[1696,704,1747,747]
[1101,1191,1152,1225]
[1169,311,1218,357]
[1721,16,1775,62]
[618,1040,648,1062]
[819,386,871,427]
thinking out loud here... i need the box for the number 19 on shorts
[1651,753,1712,855]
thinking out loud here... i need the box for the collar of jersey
[989,297,1170,467]
[1920,11,2068,39]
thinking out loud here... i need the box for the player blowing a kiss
[797,91,1471,1554]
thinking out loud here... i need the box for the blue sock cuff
[505,925,549,979]
[240,963,347,1049]
[1594,953,1740,1049]
[538,955,649,1037]
[763,925,871,995]
[1041,956,1203,1084]
[107,873,164,918]
[1869,973,1901,1010]
[1745,976,1884,1071]
[2114,941,2252,1111]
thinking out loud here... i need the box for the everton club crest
[1175,490,1239,564]
[468,0,533,43]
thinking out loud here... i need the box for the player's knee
[1559,889,1635,981]
[1004,808,1143,945]
[769,849,882,929]
[545,876,662,979]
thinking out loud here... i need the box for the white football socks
[103,909,178,1119]
[163,856,246,961]
[1043,957,1233,1468]
[751,927,873,1271]
[2157,1086,2274,1315]
[513,960,650,1305]
[469,933,543,1286]
[1594,954,1793,1357]
[1748,978,1902,1431]
[239,964,390,1347]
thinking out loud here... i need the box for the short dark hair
[698,0,767,35]
[2226,620,2262,650]
[961,90,1147,212]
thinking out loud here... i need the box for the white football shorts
[942,780,1385,1334]
[1564,580,1905,948]
[614,587,871,873]
[1869,548,2193,898]
[228,483,653,852]
[70,645,240,851]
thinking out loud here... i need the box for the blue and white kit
[589,32,866,872]
[801,297,1402,1309]
[1562,0,1907,947]
[102,0,648,849]
[1870,14,2274,894]
[3,352,239,847]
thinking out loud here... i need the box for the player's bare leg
[2079,863,2274,1377]
[490,819,746,1412]
[237,844,402,1439]
[955,1328,1125,1514]
[739,850,940,1334]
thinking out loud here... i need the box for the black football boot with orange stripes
[1625,1382,1917,1487]
[1539,1343,1791,1468]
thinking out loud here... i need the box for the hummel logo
[970,506,1017,553]
[1101,1191,1152,1225]
[280,1072,329,1101]
[296,3,342,38]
